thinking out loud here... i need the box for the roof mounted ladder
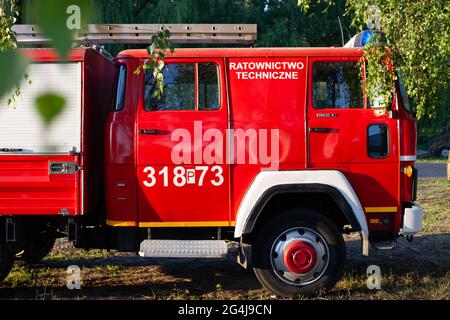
[12,24,257,45]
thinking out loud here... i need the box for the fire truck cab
[0,30,422,297]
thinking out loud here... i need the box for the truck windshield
[397,72,412,112]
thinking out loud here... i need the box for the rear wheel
[20,237,56,264]
[0,235,14,283]
[252,209,346,297]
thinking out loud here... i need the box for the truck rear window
[198,63,219,110]
[368,124,389,158]
[312,62,363,109]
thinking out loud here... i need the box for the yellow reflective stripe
[107,220,235,227]
[364,207,397,213]
[139,221,234,227]
[106,220,137,227]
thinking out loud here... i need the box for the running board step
[139,240,228,258]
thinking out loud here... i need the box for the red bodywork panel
[1,47,417,236]
[0,155,79,215]
[0,48,114,217]
[105,47,417,233]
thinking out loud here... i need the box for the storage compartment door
[0,62,82,153]
[0,62,82,215]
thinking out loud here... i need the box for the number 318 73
[142,165,224,188]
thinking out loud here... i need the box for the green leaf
[30,0,95,59]
[145,60,155,70]
[0,50,29,101]
[147,43,156,56]
[133,66,142,75]
[35,93,66,125]
[163,29,171,38]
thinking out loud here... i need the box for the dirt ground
[0,177,449,300]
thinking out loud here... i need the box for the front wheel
[252,209,346,297]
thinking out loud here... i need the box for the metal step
[139,240,228,258]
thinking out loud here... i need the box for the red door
[136,58,230,227]
[307,56,400,232]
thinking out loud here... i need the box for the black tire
[21,237,56,264]
[252,209,346,297]
[0,236,15,283]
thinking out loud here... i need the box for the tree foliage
[301,0,449,120]
[0,1,28,105]
[90,0,355,49]
[135,29,174,101]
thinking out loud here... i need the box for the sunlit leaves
[135,29,174,100]
[0,1,25,102]
[0,0,18,50]
[300,0,450,119]
[35,93,66,125]
[352,0,449,119]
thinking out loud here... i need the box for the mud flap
[362,232,369,256]
[237,237,248,269]
[5,218,15,242]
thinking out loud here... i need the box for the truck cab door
[307,56,400,234]
[136,58,231,227]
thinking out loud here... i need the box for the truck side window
[113,64,127,111]
[312,62,363,109]
[198,63,219,110]
[368,124,389,158]
[144,63,195,111]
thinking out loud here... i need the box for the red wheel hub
[283,241,317,273]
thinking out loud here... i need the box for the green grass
[333,269,450,300]
[47,248,110,261]
[416,157,448,163]
[417,178,450,233]
[5,265,58,288]
[1,178,449,300]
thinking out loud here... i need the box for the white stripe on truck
[400,155,416,161]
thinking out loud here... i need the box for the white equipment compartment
[0,62,82,154]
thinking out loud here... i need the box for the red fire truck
[0,26,422,297]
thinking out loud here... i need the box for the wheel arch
[242,184,361,235]
[233,170,369,255]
